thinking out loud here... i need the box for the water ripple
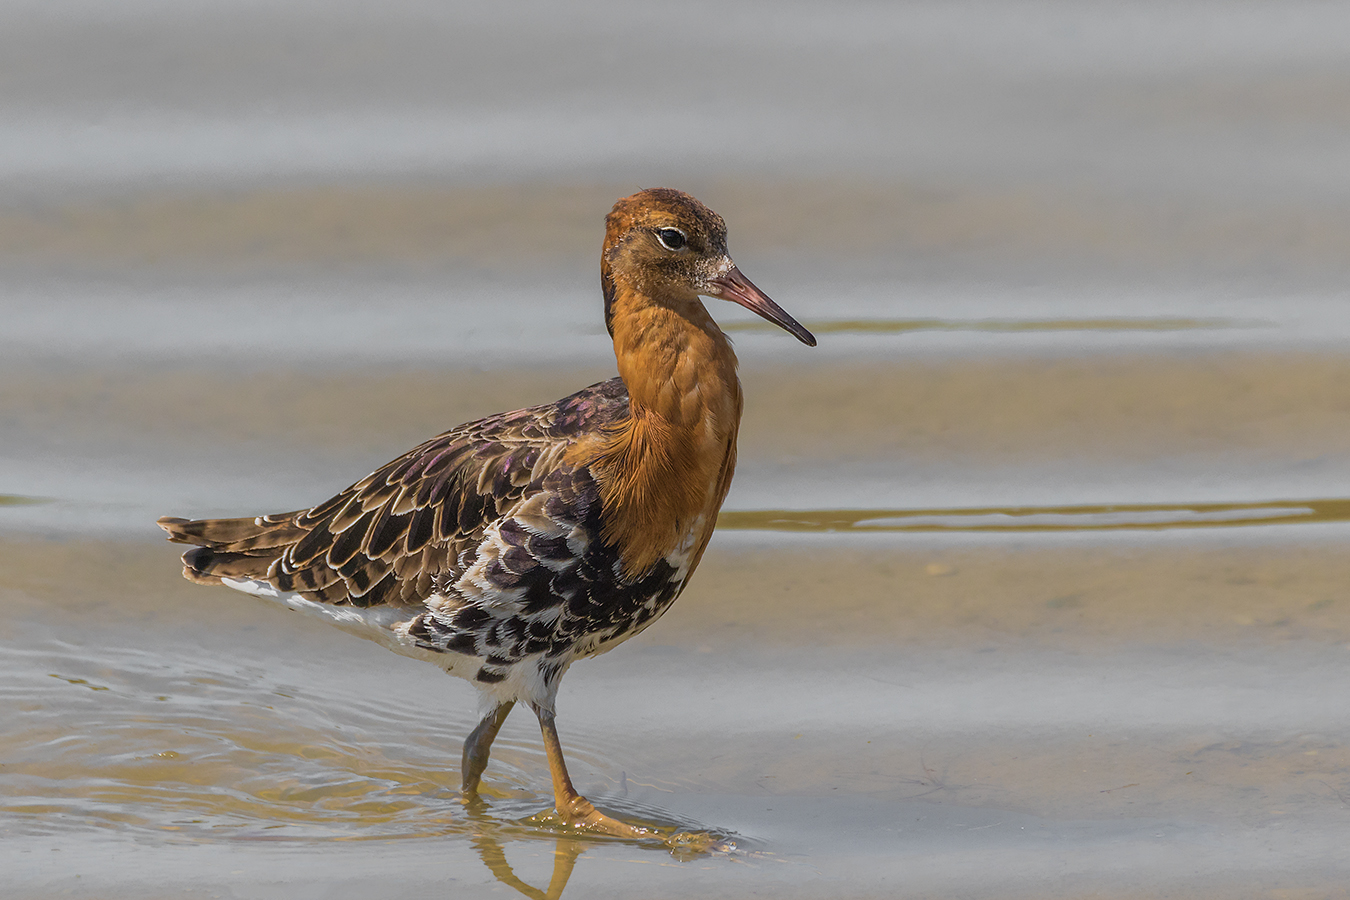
[0,640,712,845]
[0,494,47,507]
[719,497,1350,533]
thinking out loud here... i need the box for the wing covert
[160,378,630,609]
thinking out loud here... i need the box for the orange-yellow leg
[472,832,584,900]
[462,700,515,795]
[533,705,651,839]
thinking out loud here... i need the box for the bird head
[601,188,816,347]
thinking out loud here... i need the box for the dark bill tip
[706,266,816,347]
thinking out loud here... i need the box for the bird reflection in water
[470,830,585,900]
[459,787,731,897]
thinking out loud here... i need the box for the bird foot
[546,797,733,855]
[666,829,736,855]
[554,795,652,840]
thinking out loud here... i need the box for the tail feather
[157,513,307,551]
[158,513,307,586]
[158,512,372,603]
[179,545,266,583]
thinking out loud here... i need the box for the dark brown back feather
[158,379,630,607]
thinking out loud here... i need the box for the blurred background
[4,2,1350,898]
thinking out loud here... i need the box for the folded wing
[158,379,630,610]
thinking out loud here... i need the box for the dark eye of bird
[655,228,687,251]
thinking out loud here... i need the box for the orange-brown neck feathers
[591,287,742,576]
[582,188,744,576]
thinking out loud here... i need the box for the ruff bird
[159,188,816,842]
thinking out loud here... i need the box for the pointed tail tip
[157,515,188,535]
[181,545,224,584]
[181,563,225,586]
[158,515,205,545]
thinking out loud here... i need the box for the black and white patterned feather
[160,377,688,709]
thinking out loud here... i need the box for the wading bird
[159,188,816,843]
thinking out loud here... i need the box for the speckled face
[601,187,816,347]
[604,188,731,298]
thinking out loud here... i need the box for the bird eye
[655,228,687,251]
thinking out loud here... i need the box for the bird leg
[533,705,651,839]
[462,700,515,796]
[472,831,584,900]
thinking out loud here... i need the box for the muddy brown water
[5,2,1350,898]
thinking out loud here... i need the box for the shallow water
[5,2,1350,898]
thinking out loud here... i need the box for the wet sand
[5,531,1350,898]
[6,178,1350,278]
[6,349,1350,534]
[9,351,1350,460]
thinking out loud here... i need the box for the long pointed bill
[706,265,817,346]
